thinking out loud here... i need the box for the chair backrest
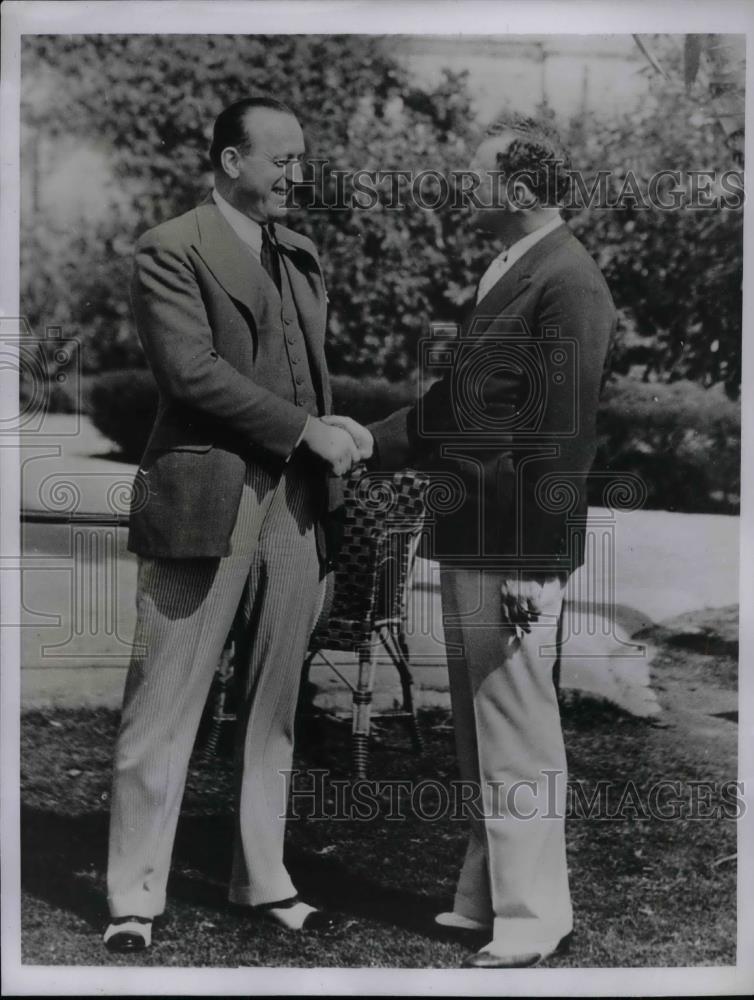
[309,468,429,651]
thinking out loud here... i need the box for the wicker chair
[303,467,429,777]
[201,466,430,779]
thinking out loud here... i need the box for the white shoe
[434,911,491,932]
[462,931,572,968]
[103,916,152,952]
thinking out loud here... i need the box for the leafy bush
[19,377,79,415]
[89,370,740,515]
[21,35,485,381]
[86,370,414,462]
[88,369,158,461]
[593,377,740,513]
[564,82,743,397]
[21,34,742,397]
[331,374,416,425]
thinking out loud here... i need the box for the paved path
[19,416,740,717]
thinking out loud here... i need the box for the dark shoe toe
[461,932,573,969]
[462,948,542,969]
[300,910,342,933]
[105,930,148,953]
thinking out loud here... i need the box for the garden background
[14,30,745,973]
[20,32,743,513]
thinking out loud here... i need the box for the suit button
[287,334,296,344]
[283,316,291,326]
[295,375,304,385]
[296,400,306,406]
[291,355,299,365]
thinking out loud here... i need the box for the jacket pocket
[139,442,213,473]
[150,442,213,453]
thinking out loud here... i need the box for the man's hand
[320,415,374,462]
[500,576,545,634]
[301,417,360,477]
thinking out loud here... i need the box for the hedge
[22,35,743,394]
[87,369,740,515]
[591,377,740,513]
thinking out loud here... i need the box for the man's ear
[220,147,241,180]
[509,176,538,211]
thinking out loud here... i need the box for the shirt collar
[212,187,263,258]
[497,213,564,268]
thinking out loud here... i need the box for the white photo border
[2,1,753,995]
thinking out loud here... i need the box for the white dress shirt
[476,214,564,304]
[212,188,264,259]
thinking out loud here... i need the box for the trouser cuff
[228,878,297,908]
[108,892,165,920]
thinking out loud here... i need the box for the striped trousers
[107,458,324,918]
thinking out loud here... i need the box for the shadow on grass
[21,807,110,929]
[21,680,738,967]
[21,803,446,939]
[284,844,448,937]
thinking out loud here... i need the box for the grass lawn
[20,608,738,968]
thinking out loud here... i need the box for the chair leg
[200,641,234,763]
[298,650,318,715]
[201,680,226,763]
[396,631,424,755]
[381,626,424,756]
[352,639,378,779]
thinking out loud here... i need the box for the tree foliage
[564,73,743,396]
[21,34,742,396]
[21,34,492,377]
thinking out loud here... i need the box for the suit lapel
[466,223,572,333]
[191,202,274,314]
[191,202,326,341]
[190,199,329,405]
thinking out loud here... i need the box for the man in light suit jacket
[104,97,370,952]
[333,114,616,968]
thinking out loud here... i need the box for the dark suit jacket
[370,223,616,574]
[127,199,339,559]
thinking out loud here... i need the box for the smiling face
[220,107,305,223]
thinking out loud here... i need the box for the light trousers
[107,459,324,918]
[440,567,572,951]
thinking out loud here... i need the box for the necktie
[261,224,282,292]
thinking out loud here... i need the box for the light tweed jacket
[127,198,340,560]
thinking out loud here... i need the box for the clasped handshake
[300,414,374,477]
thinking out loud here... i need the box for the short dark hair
[209,96,297,171]
[485,113,572,206]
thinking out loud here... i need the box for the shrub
[88,370,740,514]
[86,370,415,462]
[20,377,79,415]
[22,36,743,396]
[88,368,157,461]
[593,377,740,513]
[331,374,416,425]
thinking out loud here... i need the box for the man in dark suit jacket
[331,115,616,968]
[104,97,370,952]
